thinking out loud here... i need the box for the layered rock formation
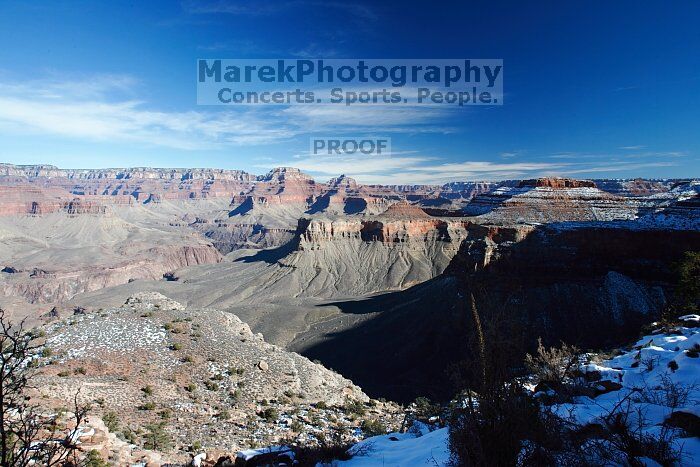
[291,178,700,402]
[0,164,256,181]
[593,178,676,196]
[2,243,222,304]
[232,167,319,206]
[463,178,647,222]
[296,218,700,402]
[518,177,596,189]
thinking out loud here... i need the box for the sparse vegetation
[525,338,580,390]
[84,449,109,467]
[344,399,366,417]
[138,401,156,411]
[675,251,700,313]
[290,419,303,432]
[449,294,687,466]
[143,422,171,451]
[204,380,219,391]
[227,366,245,376]
[290,428,362,464]
[259,407,279,422]
[0,309,89,467]
[103,411,120,432]
[411,396,441,422]
[360,418,386,436]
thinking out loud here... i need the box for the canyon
[0,165,698,398]
[2,163,698,463]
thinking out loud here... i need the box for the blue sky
[0,0,698,183]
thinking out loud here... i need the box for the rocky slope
[0,209,223,305]
[32,292,402,464]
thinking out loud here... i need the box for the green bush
[676,251,700,313]
[138,401,156,411]
[85,449,109,467]
[103,411,119,432]
[143,422,171,451]
[344,399,366,416]
[259,407,279,422]
[290,419,304,432]
[412,396,441,421]
[361,419,386,436]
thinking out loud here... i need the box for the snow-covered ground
[243,318,699,466]
[336,318,699,466]
[337,422,450,466]
[552,317,700,465]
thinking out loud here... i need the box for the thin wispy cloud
[259,150,686,184]
[182,0,377,21]
[197,39,280,55]
[619,145,646,150]
[279,105,455,134]
[0,75,454,151]
[558,161,679,175]
[548,150,688,161]
[291,43,340,59]
[257,153,570,184]
[0,77,295,148]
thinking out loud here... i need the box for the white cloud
[257,153,569,184]
[258,152,684,184]
[279,105,454,133]
[0,76,453,150]
[558,161,678,175]
[619,145,646,150]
